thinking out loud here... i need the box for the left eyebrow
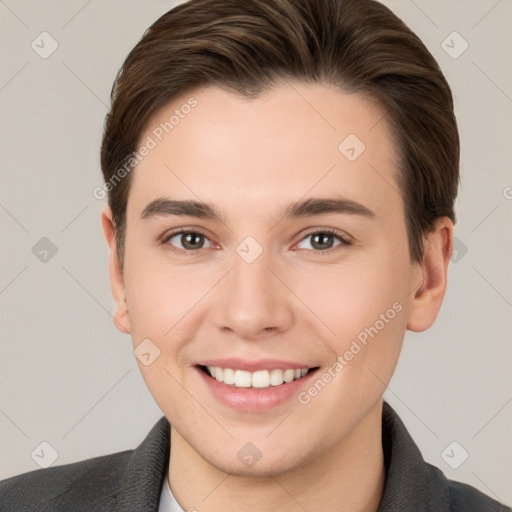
[139,196,376,222]
[281,196,376,220]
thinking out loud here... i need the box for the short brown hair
[100,0,459,267]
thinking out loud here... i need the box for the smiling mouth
[198,365,319,389]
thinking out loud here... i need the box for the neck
[168,401,385,512]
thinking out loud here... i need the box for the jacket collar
[114,415,170,512]
[114,401,448,511]
[378,401,449,511]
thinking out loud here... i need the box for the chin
[208,454,303,478]
[196,437,318,479]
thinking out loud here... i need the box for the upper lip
[196,358,318,372]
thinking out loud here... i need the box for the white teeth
[251,370,270,388]
[283,369,295,382]
[270,369,284,386]
[223,368,236,385]
[205,366,312,388]
[234,370,252,387]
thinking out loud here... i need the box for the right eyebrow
[140,198,225,223]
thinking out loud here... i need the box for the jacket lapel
[114,416,170,512]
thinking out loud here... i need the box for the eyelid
[297,226,351,242]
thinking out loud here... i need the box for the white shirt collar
[158,472,185,512]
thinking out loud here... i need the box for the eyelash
[160,228,352,256]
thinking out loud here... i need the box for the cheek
[306,253,409,363]
[125,274,169,341]
[123,262,202,414]
[122,259,224,391]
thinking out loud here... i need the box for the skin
[101,81,453,512]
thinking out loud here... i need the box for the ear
[406,216,454,332]
[101,205,131,334]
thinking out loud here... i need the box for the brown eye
[164,231,212,252]
[296,230,350,253]
[310,232,336,250]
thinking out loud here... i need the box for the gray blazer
[1,402,510,511]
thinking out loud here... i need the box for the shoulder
[380,402,511,512]
[0,449,132,512]
[0,416,171,512]
[425,463,511,512]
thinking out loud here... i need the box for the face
[102,81,449,476]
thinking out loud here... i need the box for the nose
[212,245,295,341]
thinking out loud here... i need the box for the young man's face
[102,81,450,476]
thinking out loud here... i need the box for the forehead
[127,81,402,222]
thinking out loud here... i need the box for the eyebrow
[140,196,376,223]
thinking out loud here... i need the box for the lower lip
[196,367,319,412]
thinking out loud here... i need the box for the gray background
[1,0,511,505]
